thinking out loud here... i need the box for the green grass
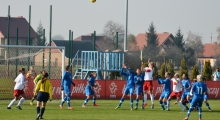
[0,100,219,120]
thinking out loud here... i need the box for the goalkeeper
[30,70,46,105]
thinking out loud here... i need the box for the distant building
[0,16,37,62]
[198,42,220,67]
[34,40,97,66]
[136,32,175,53]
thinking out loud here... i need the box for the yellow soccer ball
[90,0,96,3]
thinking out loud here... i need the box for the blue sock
[93,97,96,105]
[118,98,124,106]
[60,96,67,106]
[83,98,89,105]
[186,107,193,118]
[198,107,202,119]
[206,102,211,110]
[130,99,133,108]
[159,100,164,109]
[136,98,139,108]
[67,96,71,107]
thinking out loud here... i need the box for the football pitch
[0,100,219,120]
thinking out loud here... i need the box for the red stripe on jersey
[146,69,151,72]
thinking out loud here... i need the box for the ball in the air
[90,0,96,3]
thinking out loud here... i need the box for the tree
[153,63,159,79]
[142,22,159,61]
[103,20,124,49]
[52,35,65,40]
[191,65,199,80]
[174,27,185,51]
[33,21,46,46]
[127,34,139,51]
[160,62,166,79]
[167,59,175,78]
[185,31,204,57]
[202,60,212,80]
[217,27,220,42]
[180,58,188,79]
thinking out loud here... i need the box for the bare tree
[103,20,124,49]
[185,31,204,57]
[52,34,65,40]
[217,27,220,42]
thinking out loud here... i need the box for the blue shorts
[124,87,134,95]
[37,92,49,102]
[135,87,143,95]
[64,85,71,95]
[190,96,203,107]
[160,91,171,99]
[85,87,95,96]
[204,95,208,101]
[181,92,190,99]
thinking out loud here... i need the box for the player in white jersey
[141,58,155,109]
[167,73,184,111]
[7,68,29,110]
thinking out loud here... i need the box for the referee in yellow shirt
[34,72,52,120]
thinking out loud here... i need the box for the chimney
[213,42,217,44]
[90,33,93,36]
[18,16,23,18]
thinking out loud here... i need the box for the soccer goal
[0,45,65,100]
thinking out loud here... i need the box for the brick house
[0,16,37,62]
[34,40,96,66]
[136,32,175,53]
[198,42,220,67]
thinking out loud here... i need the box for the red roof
[136,32,172,50]
[201,42,220,58]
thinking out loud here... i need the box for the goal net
[0,45,65,100]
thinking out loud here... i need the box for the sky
[1,0,220,44]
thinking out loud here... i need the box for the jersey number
[197,87,203,94]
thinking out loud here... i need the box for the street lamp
[124,0,128,51]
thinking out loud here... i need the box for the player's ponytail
[41,72,49,83]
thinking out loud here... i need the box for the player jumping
[115,64,135,110]
[158,72,172,111]
[141,58,155,109]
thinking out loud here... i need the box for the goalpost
[0,45,65,100]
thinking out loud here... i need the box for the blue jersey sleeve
[203,83,208,93]
[158,78,168,84]
[120,68,128,76]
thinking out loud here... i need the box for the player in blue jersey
[134,68,144,110]
[59,65,75,109]
[115,64,135,110]
[180,74,191,111]
[202,78,212,111]
[82,72,99,107]
[184,75,207,120]
[158,72,172,111]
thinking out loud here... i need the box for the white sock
[144,94,147,104]
[17,97,25,107]
[8,99,16,107]
[178,101,184,109]
[150,94,154,104]
[167,101,170,109]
